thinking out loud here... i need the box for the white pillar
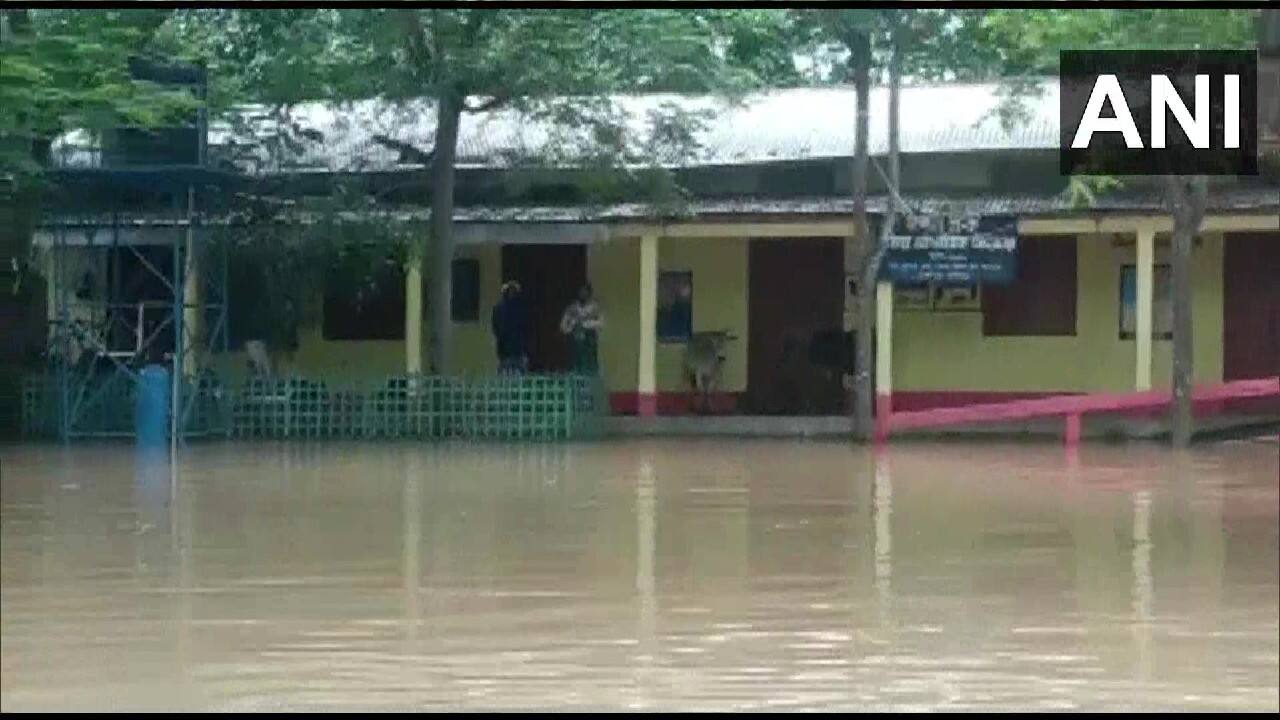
[637,234,659,416]
[1135,226,1155,391]
[406,257,423,374]
[874,280,894,439]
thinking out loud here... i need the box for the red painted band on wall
[610,392,740,416]
[874,393,892,443]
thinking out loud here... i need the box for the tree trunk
[1164,176,1207,447]
[852,28,901,442]
[849,31,874,439]
[426,90,462,374]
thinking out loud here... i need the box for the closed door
[501,244,587,372]
[1223,232,1280,380]
[747,237,846,415]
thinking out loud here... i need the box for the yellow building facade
[189,211,1277,416]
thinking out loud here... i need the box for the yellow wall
[892,232,1225,394]
[587,236,749,394]
[656,237,749,393]
[588,238,639,394]
[209,243,503,384]
[153,226,1238,399]
[448,244,503,376]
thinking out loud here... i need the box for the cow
[245,339,274,377]
[682,330,736,414]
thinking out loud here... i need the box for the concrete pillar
[638,234,659,416]
[874,280,894,440]
[406,257,424,374]
[1135,226,1155,391]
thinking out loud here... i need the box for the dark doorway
[107,244,176,362]
[501,244,587,372]
[747,237,846,415]
[1223,232,1280,381]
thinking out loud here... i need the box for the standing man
[491,281,528,373]
[559,283,604,374]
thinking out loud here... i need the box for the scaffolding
[29,172,604,443]
[37,167,240,442]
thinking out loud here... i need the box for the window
[1119,264,1173,339]
[322,254,406,341]
[451,258,480,323]
[657,271,692,342]
[982,235,1077,336]
[226,262,283,351]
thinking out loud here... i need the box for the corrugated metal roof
[50,81,1062,174]
[35,187,1279,230]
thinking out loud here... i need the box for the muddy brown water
[2,439,1277,711]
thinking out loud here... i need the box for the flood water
[2,438,1277,712]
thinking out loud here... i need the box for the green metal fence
[22,371,601,442]
[21,369,230,439]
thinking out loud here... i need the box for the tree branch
[397,9,433,73]
[462,9,486,45]
[371,134,435,166]
[463,94,509,113]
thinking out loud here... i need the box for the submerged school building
[36,80,1280,426]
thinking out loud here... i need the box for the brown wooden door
[501,244,587,372]
[1223,232,1280,380]
[747,237,846,415]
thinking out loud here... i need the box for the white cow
[245,339,273,377]
[682,330,736,414]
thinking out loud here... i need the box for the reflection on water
[1,439,1277,711]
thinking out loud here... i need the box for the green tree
[1,8,196,351]
[0,8,191,176]
[182,8,762,373]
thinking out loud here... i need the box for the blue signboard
[880,214,1018,285]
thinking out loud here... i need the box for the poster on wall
[881,213,1018,286]
[657,271,693,342]
[1119,264,1173,338]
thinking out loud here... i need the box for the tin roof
[50,80,1062,173]
[34,186,1279,232]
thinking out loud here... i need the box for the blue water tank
[135,365,171,446]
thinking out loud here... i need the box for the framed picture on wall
[657,271,693,342]
[933,283,981,312]
[1119,264,1173,339]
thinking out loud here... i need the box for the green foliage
[1,9,197,180]
[978,7,1260,207]
[979,8,1258,75]
[213,179,416,349]
[789,9,1005,84]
